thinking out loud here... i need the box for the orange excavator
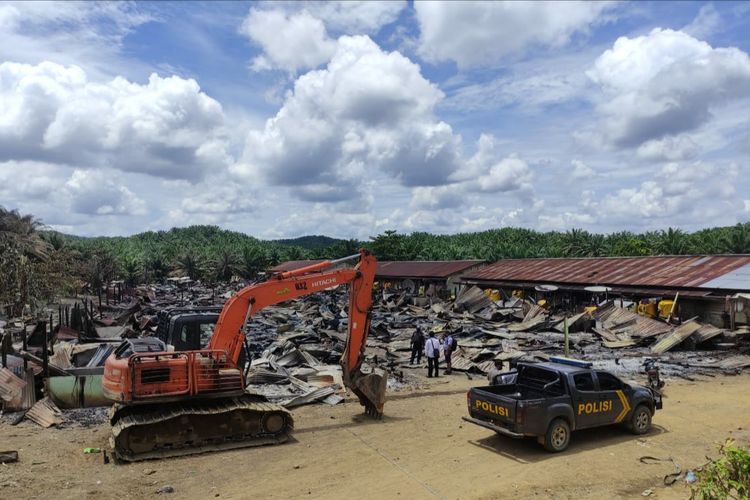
[102,250,386,461]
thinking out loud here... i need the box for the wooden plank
[603,340,637,349]
[592,327,618,342]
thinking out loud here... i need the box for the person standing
[424,331,441,378]
[443,332,457,374]
[410,327,425,365]
[487,359,504,384]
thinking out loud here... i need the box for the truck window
[518,366,564,395]
[573,373,595,391]
[596,372,623,391]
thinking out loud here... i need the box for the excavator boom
[103,249,385,461]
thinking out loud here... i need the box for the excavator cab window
[169,315,218,351]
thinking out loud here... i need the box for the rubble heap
[2,281,749,421]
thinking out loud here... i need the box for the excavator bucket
[349,367,388,417]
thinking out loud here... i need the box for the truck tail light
[516,402,526,425]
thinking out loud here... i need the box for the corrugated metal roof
[376,260,485,279]
[701,262,750,289]
[462,255,750,291]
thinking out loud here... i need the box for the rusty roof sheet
[376,260,484,279]
[462,255,750,291]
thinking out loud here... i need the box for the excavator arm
[208,249,386,415]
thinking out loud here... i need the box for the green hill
[275,235,350,250]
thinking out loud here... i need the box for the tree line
[1,205,749,316]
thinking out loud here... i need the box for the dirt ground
[1,371,748,500]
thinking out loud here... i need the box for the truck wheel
[544,419,570,452]
[629,405,651,435]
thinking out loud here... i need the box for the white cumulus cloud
[241,2,406,73]
[236,35,462,200]
[636,135,700,161]
[414,1,616,68]
[292,1,406,34]
[599,161,740,224]
[587,28,750,150]
[0,61,231,181]
[410,134,535,210]
[64,169,146,216]
[571,159,595,179]
[241,9,336,73]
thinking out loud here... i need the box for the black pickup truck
[463,358,662,452]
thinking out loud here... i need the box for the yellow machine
[637,298,677,319]
[658,300,675,318]
[637,300,659,318]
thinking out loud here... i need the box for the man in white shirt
[424,331,441,378]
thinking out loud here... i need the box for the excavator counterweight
[102,250,385,461]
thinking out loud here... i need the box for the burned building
[270,259,485,298]
[375,260,485,298]
[461,255,750,328]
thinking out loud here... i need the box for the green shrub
[691,439,750,500]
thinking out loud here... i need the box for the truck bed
[473,384,550,402]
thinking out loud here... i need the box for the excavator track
[109,395,293,462]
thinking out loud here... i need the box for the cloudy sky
[1,1,749,239]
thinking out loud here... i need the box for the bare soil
[1,371,748,499]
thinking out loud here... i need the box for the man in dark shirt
[410,327,425,365]
[443,332,457,374]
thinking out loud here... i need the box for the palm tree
[85,250,118,293]
[0,207,52,315]
[655,228,690,255]
[721,223,750,254]
[146,253,169,282]
[41,231,67,252]
[284,246,304,261]
[239,246,267,279]
[561,229,591,257]
[330,239,360,258]
[175,252,202,280]
[213,249,238,282]
[121,256,142,287]
[370,230,405,260]
[0,207,49,259]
